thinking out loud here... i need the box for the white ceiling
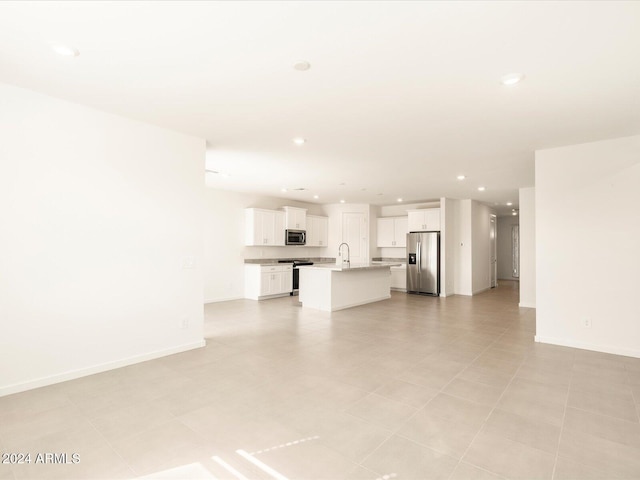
[1,1,639,215]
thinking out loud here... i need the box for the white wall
[455,199,473,296]
[519,187,536,308]
[0,83,206,396]
[471,202,493,294]
[535,135,640,357]
[203,189,327,303]
[440,198,459,297]
[497,215,520,280]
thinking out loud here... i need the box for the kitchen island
[298,263,400,312]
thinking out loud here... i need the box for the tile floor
[1,282,640,479]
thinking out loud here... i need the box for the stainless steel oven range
[279,259,314,295]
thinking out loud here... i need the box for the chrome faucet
[338,242,350,267]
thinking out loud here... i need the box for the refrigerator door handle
[416,242,421,274]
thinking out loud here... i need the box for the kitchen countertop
[297,262,401,272]
[244,258,336,266]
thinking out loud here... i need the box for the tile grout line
[63,393,142,477]
[446,327,534,479]
[550,355,574,480]
[353,319,523,475]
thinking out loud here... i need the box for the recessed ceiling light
[313,195,319,199]
[457,175,466,180]
[512,211,518,216]
[478,186,486,191]
[340,199,345,204]
[51,44,79,57]
[281,188,288,192]
[397,198,403,202]
[293,60,311,71]
[506,202,513,206]
[292,137,306,146]
[501,73,525,86]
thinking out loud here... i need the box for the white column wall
[0,83,206,396]
[519,187,536,308]
[535,135,640,357]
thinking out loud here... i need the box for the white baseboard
[331,295,391,312]
[204,295,244,304]
[473,287,491,295]
[519,302,536,308]
[0,340,206,398]
[535,335,640,359]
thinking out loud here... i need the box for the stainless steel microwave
[286,229,306,245]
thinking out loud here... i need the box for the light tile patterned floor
[1,282,640,479]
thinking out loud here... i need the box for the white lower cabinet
[245,264,293,300]
[390,265,407,291]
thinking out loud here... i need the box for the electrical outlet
[181,256,195,269]
[181,317,189,329]
[582,317,592,328]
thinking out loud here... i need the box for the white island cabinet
[298,263,399,312]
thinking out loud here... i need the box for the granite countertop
[297,262,401,272]
[244,257,336,266]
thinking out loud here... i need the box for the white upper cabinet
[407,208,441,232]
[245,208,285,246]
[377,216,408,247]
[306,215,329,247]
[283,206,307,230]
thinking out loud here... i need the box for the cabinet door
[272,211,285,245]
[306,215,328,247]
[317,216,328,246]
[390,267,407,290]
[260,210,275,245]
[280,268,293,294]
[260,272,273,296]
[245,209,266,246]
[295,209,306,230]
[284,207,307,230]
[407,211,425,232]
[377,218,395,247]
[425,208,441,231]
[394,217,408,247]
[306,215,318,246]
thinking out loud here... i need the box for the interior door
[490,215,497,288]
[342,212,368,264]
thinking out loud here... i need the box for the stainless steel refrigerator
[406,232,440,296]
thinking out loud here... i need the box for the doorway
[341,212,368,264]
[490,214,497,288]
